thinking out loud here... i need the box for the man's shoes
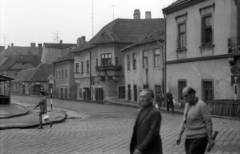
[38,126,42,129]
[50,122,52,128]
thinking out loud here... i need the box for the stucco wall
[166,0,237,61]
[41,47,70,64]
[167,58,240,102]
[124,42,163,102]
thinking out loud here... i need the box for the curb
[0,104,29,119]
[0,110,67,130]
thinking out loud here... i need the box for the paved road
[0,95,239,154]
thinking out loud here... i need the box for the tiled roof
[69,43,86,53]
[14,63,53,82]
[74,18,165,52]
[29,63,54,82]
[0,55,41,71]
[121,29,165,51]
[52,52,74,64]
[44,43,76,49]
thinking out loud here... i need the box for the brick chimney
[145,11,151,19]
[11,43,14,46]
[59,40,62,44]
[134,9,140,19]
[30,43,36,48]
[77,36,86,47]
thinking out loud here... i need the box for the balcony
[228,37,240,53]
[96,65,122,71]
[95,65,122,77]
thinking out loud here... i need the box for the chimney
[145,11,151,19]
[59,40,62,44]
[77,36,86,47]
[134,9,141,19]
[11,43,14,46]
[30,43,36,48]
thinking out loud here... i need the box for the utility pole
[92,0,94,37]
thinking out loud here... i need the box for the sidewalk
[0,103,67,130]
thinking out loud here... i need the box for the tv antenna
[110,5,117,20]
[91,0,94,37]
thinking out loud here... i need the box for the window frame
[75,63,79,73]
[127,55,130,71]
[202,79,214,102]
[132,53,136,70]
[177,21,186,50]
[154,48,160,68]
[87,60,90,73]
[201,14,213,46]
[81,61,84,73]
[178,79,187,101]
[143,50,148,69]
[101,53,112,66]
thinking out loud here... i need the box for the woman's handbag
[42,113,49,121]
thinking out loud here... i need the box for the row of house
[3,0,240,109]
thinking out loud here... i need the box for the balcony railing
[95,65,122,71]
[228,37,240,53]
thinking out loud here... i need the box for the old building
[41,40,76,64]
[0,55,41,78]
[12,63,54,95]
[53,52,79,99]
[72,10,165,101]
[0,43,42,58]
[121,30,165,103]
[162,0,240,107]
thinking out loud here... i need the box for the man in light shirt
[176,87,214,154]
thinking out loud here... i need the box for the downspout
[164,14,167,104]
[89,50,92,100]
[157,40,164,94]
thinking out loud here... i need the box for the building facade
[122,30,165,103]
[73,10,165,101]
[163,0,240,106]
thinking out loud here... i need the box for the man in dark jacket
[166,89,174,113]
[130,89,163,154]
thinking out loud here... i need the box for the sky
[0,0,174,47]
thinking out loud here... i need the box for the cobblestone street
[0,96,240,154]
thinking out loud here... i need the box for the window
[58,71,60,79]
[127,55,130,71]
[115,57,119,65]
[133,53,136,70]
[155,85,161,95]
[178,22,186,49]
[75,63,79,72]
[96,58,98,66]
[134,85,137,101]
[81,62,84,73]
[65,69,67,78]
[203,80,214,101]
[202,15,212,45]
[154,49,160,67]
[87,60,90,72]
[143,84,149,89]
[143,51,148,69]
[128,85,131,100]
[55,71,58,80]
[118,86,125,99]
[65,88,67,98]
[101,53,112,66]
[62,70,64,79]
[178,80,186,100]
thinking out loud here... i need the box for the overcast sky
[0,0,174,47]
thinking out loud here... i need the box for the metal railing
[228,37,240,53]
[206,99,240,118]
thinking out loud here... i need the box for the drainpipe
[164,14,167,104]
[157,40,164,94]
[89,50,92,100]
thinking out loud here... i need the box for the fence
[206,99,240,118]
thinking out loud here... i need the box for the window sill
[154,67,161,70]
[176,47,187,53]
[199,43,215,50]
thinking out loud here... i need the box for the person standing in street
[176,87,214,154]
[130,89,163,154]
[166,89,174,113]
[156,91,164,110]
[33,91,52,129]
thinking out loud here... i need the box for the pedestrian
[33,91,52,129]
[130,89,163,154]
[156,91,163,110]
[166,89,174,113]
[176,87,214,154]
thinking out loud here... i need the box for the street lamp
[228,53,236,66]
